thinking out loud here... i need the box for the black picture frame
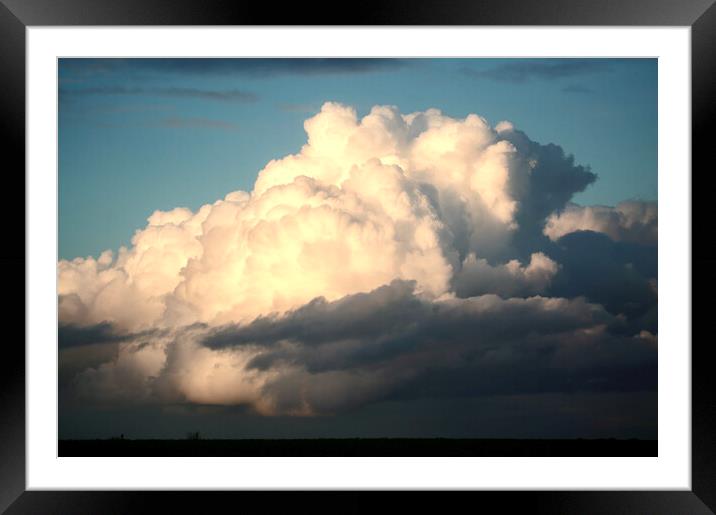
[1,1,712,513]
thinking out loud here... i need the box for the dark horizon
[59,437,658,458]
[59,392,657,441]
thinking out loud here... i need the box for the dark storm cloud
[202,280,426,351]
[59,277,656,417]
[462,59,612,83]
[58,321,166,349]
[545,230,658,333]
[59,58,406,79]
[196,280,655,414]
[59,86,258,103]
[484,127,598,260]
[58,322,139,389]
[507,131,598,224]
[203,280,614,361]
[58,324,168,389]
[59,343,121,390]
[58,322,131,349]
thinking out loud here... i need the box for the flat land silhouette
[59,438,657,457]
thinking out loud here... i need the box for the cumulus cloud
[67,281,655,415]
[454,252,559,298]
[544,201,657,245]
[547,230,658,331]
[59,103,597,332]
[58,102,657,416]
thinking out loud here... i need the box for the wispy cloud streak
[158,117,240,131]
[463,59,612,83]
[562,84,595,94]
[60,86,258,103]
[59,58,407,79]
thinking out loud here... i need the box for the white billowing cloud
[58,102,656,415]
[59,102,595,332]
[454,252,560,298]
[544,201,657,245]
[59,206,210,329]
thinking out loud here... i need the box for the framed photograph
[2,0,712,513]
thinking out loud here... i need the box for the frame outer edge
[1,491,715,515]
[0,1,26,514]
[692,1,716,513]
[2,0,714,512]
[0,0,715,26]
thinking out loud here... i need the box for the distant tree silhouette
[186,431,201,441]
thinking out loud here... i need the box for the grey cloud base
[60,279,656,418]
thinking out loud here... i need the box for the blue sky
[59,58,657,260]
